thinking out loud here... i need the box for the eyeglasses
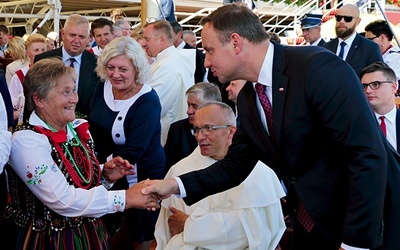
[367,36,379,41]
[191,125,232,136]
[335,15,355,22]
[361,81,393,90]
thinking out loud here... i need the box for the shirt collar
[62,46,82,66]
[256,42,274,87]
[311,37,323,46]
[177,41,186,49]
[375,106,397,124]
[29,110,75,139]
[339,31,357,47]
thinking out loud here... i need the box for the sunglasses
[335,15,355,22]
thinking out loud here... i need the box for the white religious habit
[148,45,195,145]
[155,147,286,250]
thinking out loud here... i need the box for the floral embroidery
[26,164,48,185]
[49,163,58,172]
[113,195,124,212]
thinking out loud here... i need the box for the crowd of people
[0,2,399,250]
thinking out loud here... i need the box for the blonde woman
[5,36,29,86]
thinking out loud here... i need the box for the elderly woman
[1,58,158,249]
[5,36,29,86]
[89,36,165,249]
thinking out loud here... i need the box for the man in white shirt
[142,4,389,249]
[143,20,195,145]
[154,102,285,249]
[322,4,382,77]
[360,61,400,250]
[88,18,115,56]
[361,61,398,151]
[170,21,206,84]
[34,14,99,116]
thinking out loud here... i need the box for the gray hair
[186,82,222,104]
[96,36,151,84]
[64,14,89,34]
[24,58,76,111]
[197,101,236,126]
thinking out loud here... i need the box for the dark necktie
[338,41,346,59]
[297,200,315,232]
[379,116,386,137]
[255,83,273,134]
[69,57,76,68]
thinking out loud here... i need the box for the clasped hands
[127,178,181,211]
[102,157,178,211]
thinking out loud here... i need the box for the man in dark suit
[300,13,326,46]
[34,14,99,116]
[170,21,206,83]
[143,4,388,249]
[164,82,221,173]
[360,62,400,250]
[323,4,382,77]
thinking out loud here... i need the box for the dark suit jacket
[316,38,326,47]
[34,47,99,116]
[163,118,198,173]
[323,33,383,77]
[180,43,387,248]
[183,43,206,83]
[376,121,400,250]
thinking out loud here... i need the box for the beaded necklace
[40,121,100,189]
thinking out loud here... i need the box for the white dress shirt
[335,32,357,61]
[9,111,126,217]
[375,106,397,150]
[62,47,82,91]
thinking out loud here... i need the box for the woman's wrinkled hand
[102,156,135,183]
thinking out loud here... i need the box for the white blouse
[9,111,126,217]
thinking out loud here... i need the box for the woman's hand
[102,156,135,183]
[125,181,160,210]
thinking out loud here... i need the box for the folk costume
[1,112,126,249]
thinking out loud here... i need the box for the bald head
[335,4,360,40]
[337,4,360,18]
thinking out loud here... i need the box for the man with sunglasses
[323,4,382,77]
[360,61,400,250]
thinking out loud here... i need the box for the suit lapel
[78,51,90,97]
[345,34,360,63]
[271,43,289,145]
[238,83,279,166]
